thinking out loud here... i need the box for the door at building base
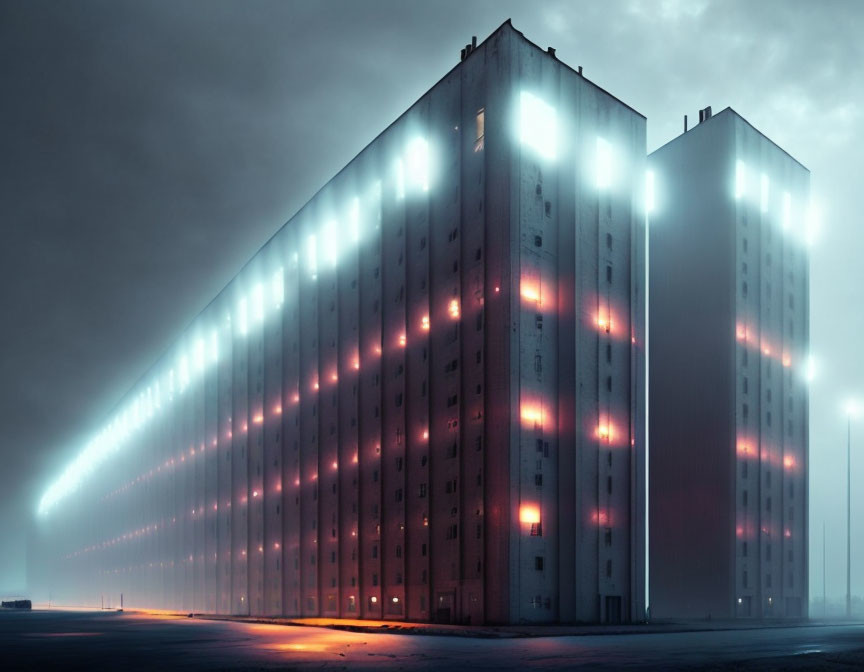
[436,592,454,624]
[604,595,622,624]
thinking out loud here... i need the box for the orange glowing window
[596,423,613,442]
[331,371,338,382]
[398,333,407,347]
[421,315,430,331]
[448,299,460,319]
[737,442,753,457]
[273,405,282,415]
[736,324,746,341]
[520,280,541,305]
[252,490,259,498]
[292,392,300,403]
[596,312,612,334]
[782,353,791,367]
[422,429,429,440]
[519,505,541,524]
[313,381,319,391]
[253,414,263,424]
[520,404,544,428]
[332,461,338,470]
[783,455,795,469]
[353,355,360,370]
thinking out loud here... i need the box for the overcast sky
[1,0,861,604]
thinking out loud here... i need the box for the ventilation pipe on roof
[684,114,688,132]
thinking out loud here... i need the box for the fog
[1,0,861,608]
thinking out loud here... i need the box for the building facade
[32,21,647,625]
[648,107,809,619]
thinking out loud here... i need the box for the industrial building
[32,20,647,624]
[648,107,810,619]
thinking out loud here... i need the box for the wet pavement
[2,609,864,670]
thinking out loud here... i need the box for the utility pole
[823,521,827,618]
[848,414,853,619]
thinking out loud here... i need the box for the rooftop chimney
[548,47,556,58]
[684,114,688,132]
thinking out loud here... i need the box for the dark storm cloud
[0,0,861,601]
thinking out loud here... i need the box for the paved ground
[1,609,864,670]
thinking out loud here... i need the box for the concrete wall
[31,21,646,625]
[648,108,809,619]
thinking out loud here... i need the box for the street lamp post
[845,400,858,620]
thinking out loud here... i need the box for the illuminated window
[252,282,264,323]
[323,221,339,268]
[519,91,556,160]
[271,267,284,308]
[306,234,318,279]
[350,197,360,243]
[596,137,613,189]
[520,505,541,525]
[405,137,429,193]
[237,296,248,336]
[474,108,485,152]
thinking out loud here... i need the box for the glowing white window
[645,170,655,214]
[395,158,405,200]
[194,338,205,371]
[306,234,318,279]
[179,353,190,392]
[760,174,769,212]
[271,267,284,309]
[209,329,219,364]
[782,192,791,230]
[405,137,429,192]
[252,282,264,323]
[350,197,360,243]
[322,221,339,268]
[519,91,557,160]
[237,296,248,335]
[735,160,746,200]
[596,137,613,189]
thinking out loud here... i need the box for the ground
[1,609,864,670]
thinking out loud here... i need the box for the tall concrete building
[32,21,647,624]
[648,107,809,619]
